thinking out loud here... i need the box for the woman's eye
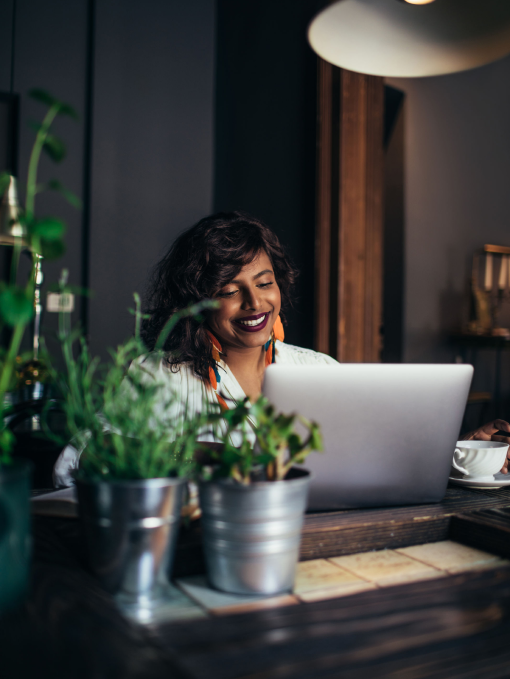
[258,281,273,288]
[218,290,237,298]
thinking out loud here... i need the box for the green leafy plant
[202,396,323,484]
[50,286,218,481]
[0,89,80,465]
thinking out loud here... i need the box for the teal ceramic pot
[0,460,31,614]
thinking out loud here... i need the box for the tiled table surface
[175,540,510,616]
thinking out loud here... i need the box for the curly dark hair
[141,211,298,382]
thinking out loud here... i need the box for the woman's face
[208,251,281,352]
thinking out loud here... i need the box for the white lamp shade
[308,0,510,78]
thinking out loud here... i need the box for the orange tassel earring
[272,315,285,342]
[207,316,284,407]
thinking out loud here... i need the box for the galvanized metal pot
[199,468,311,595]
[76,476,185,622]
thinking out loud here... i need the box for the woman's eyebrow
[228,269,274,285]
[253,269,273,280]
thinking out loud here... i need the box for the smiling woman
[139,211,338,426]
[54,212,339,486]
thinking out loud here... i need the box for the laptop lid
[262,363,473,510]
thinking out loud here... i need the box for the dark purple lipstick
[232,311,270,333]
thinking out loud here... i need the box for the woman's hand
[461,419,510,473]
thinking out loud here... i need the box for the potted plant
[0,90,78,614]
[53,294,214,622]
[198,397,323,596]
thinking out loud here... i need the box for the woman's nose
[241,287,261,310]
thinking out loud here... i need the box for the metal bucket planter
[0,460,31,614]
[199,468,311,595]
[76,476,186,622]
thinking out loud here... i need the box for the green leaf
[255,453,274,467]
[0,289,34,326]
[287,433,302,455]
[309,425,323,452]
[39,238,66,260]
[29,89,58,108]
[29,89,79,120]
[0,428,15,456]
[29,217,66,241]
[45,179,82,208]
[43,134,66,163]
[0,171,12,197]
[57,102,79,120]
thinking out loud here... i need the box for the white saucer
[449,473,510,489]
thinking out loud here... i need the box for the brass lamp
[308,0,510,78]
[0,176,44,367]
[0,176,27,246]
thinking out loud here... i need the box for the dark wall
[214,0,322,349]
[387,59,510,364]
[1,0,215,359]
[0,1,14,92]
[382,86,405,363]
[89,0,215,357]
[2,0,88,356]
[3,0,323,358]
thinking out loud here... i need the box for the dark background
[2,0,510,416]
[214,1,324,351]
[0,0,325,359]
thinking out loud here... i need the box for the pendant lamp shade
[308,0,510,78]
[0,176,27,246]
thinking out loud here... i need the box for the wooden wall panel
[364,76,384,361]
[315,60,384,362]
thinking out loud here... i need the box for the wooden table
[4,484,510,679]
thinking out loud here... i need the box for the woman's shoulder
[130,353,201,386]
[275,341,339,366]
[130,352,213,412]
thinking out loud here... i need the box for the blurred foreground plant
[201,396,323,484]
[0,89,80,464]
[51,287,218,481]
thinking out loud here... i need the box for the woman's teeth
[237,314,267,327]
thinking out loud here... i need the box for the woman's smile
[233,311,270,333]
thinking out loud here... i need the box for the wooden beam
[314,59,333,356]
[315,60,384,362]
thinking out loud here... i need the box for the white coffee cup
[452,440,509,482]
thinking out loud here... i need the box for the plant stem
[25,104,59,221]
[134,293,141,340]
[276,448,285,481]
[0,322,25,399]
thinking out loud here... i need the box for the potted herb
[198,397,323,596]
[0,90,78,614]
[54,295,214,622]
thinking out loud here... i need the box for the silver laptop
[262,363,473,510]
